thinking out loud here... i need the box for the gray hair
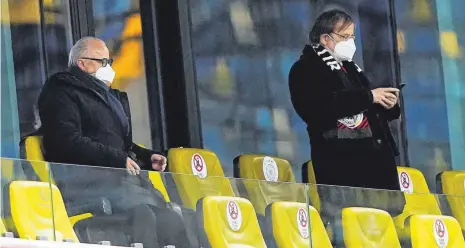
[68,37,101,67]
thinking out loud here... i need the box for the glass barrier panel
[0,157,57,242]
[312,183,465,248]
[46,162,313,247]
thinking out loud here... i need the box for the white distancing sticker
[398,171,413,193]
[191,153,207,178]
[226,200,242,231]
[433,219,448,248]
[262,156,279,182]
[297,208,309,239]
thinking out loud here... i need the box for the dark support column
[358,0,408,166]
[139,0,167,152]
[146,0,203,149]
[69,0,95,43]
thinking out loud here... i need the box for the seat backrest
[136,144,171,202]
[439,171,465,231]
[197,196,266,248]
[0,219,7,236]
[6,181,78,242]
[267,202,332,248]
[410,215,465,248]
[168,148,235,210]
[234,154,305,215]
[302,161,321,212]
[394,167,441,229]
[342,207,401,248]
[148,171,170,202]
[23,136,55,184]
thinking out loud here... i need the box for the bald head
[68,37,110,75]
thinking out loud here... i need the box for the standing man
[38,37,190,247]
[289,10,402,191]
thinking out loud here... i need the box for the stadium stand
[3,181,79,242]
[233,154,306,215]
[410,215,465,247]
[342,207,401,248]
[301,161,321,212]
[437,171,465,232]
[196,196,266,248]
[394,167,442,239]
[167,148,235,210]
[265,202,332,248]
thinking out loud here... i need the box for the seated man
[38,37,190,248]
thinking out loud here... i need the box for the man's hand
[126,157,140,175]
[372,88,399,109]
[151,154,167,172]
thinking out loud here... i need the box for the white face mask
[94,65,116,84]
[333,38,356,61]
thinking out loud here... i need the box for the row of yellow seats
[166,147,465,246]
[19,136,465,246]
[0,178,327,247]
[1,180,464,248]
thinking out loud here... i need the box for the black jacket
[38,67,156,169]
[289,45,402,192]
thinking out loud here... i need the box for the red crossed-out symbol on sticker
[228,202,238,220]
[193,154,203,172]
[400,172,410,189]
[299,209,308,227]
[435,219,445,238]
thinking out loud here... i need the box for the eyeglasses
[331,32,356,41]
[80,57,113,67]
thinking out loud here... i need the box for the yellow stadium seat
[23,136,54,184]
[410,215,465,248]
[437,171,465,231]
[266,202,332,248]
[5,181,79,242]
[0,219,7,235]
[233,154,306,215]
[342,207,401,248]
[168,148,235,210]
[148,171,170,202]
[394,167,441,238]
[137,144,171,202]
[197,196,266,248]
[302,161,321,212]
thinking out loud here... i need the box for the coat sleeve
[39,86,128,168]
[379,104,401,121]
[289,61,374,125]
[129,143,158,169]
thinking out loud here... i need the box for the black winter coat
[38,67,167,210]
[289,45,401,191]
[38,68,155,169]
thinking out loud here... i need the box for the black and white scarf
[312,44,373,140]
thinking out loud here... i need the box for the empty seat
[437,171,465,231]
[266,201,332,248]
[342,207,401,248]
[394,167,441,238]
[234,154,306,215]
[302,161,321,212]
[4,181,79,242]
[0,219,7,235]
[23,135,54,184]
[168,148,235,210]
[410,215,465,248]
[197,196,266,248]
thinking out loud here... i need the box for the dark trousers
[74,204,191,248]
[125,204,191,248]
